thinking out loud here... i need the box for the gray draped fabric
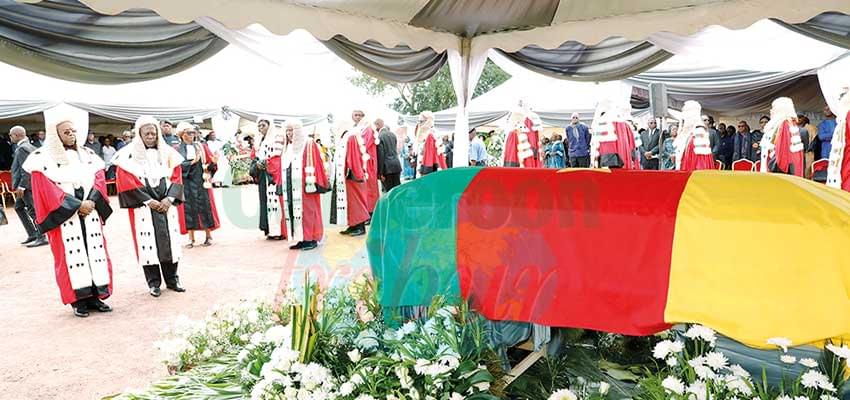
[629,69,826,115]
[0,99,58,119]
[773,11,850,50]
[0,0,227,84]
[402,110,508,132]
[322,35,447,83]
[410,0,561,37]
[68,102,218,123]
[227,107,327,127]
[497,38,673,82]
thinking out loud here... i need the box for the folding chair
[731,159,755,171]
[0,171,16,209]
[754,160,762,172]
[811,159,829,184]
[715,160,724,170]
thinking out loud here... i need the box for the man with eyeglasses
[701,114,720,161]
[565,112,591,167]
[732,121,758,163]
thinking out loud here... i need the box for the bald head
[9,126,26,142]
[374,118,385,131]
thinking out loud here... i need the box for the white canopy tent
[0,31,399,128]
[12,0,850,166]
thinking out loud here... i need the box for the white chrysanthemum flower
[687,380,708,400]
[694,365,716,380]
[666,357,678,367]
[724,374,752,395]
[263,325,289,346]
[821,395,840,400]
[653,340,674,359]
[776,396,793,400]
[354,395,377,400]
[347,348,362,363]
[662,376,685,395]
[780,355,797,364]
[706,352,729,370]
[767,337,793,352]
[397,321,417,339]
[669,340,685,353]
[547,388,578,400]
[826,344,850,359]
[801,370,836,392]
[450,393,464,400]
[249,332,263,346]
[685,325,717,346]
[799,358,818,368]
[727,364,750,378]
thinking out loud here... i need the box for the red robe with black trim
[265,150,288,238]
[345,133,370,226]
[177,143,221,233]
[301,140,329,241]
[420,132,445,174]
[597,121,640,170]
[362,126,379,213]
[30,163,113,305]
[770,120,804,177]
[114,148,184,267]
[836,111,850,191]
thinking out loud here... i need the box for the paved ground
[0,186,368,399]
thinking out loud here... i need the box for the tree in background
[349,59,510,116]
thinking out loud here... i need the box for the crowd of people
[2,87,849,319]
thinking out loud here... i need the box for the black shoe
[289,241,305,250]
[73,306,89,318]
[201,238,212,247]
[300,241,318,251]
[149,287,161,297]
[348,227,366,237]
[26,237,48,248]
[21,236,37,245]
[89,299,112,312]
[166,281,186,293]
[340,227,353,235]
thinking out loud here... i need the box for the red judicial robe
[333,131,370,227]
[177,142,221,233]
[420,131,446,174]
[679,127,715,171]
[763,120,804,177]
[595,121,640,169]
[25,148,114,305]
[290,140,329,242]
[114,146,185,267]
[361,125,380,213]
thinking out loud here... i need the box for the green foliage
[349,60,510,115]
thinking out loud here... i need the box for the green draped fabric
[367,168,480,307]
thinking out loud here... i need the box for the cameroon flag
[367,167,850,348]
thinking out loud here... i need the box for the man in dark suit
[641,119,662,170]
[10,126,47,247]
[374,118,402,192]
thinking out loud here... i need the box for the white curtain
[448,42,487,168]
[818,54,850,114]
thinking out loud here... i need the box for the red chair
[731,159,755,171]
[0,170,15,209]
[754,160,762,172]
[715,160,724,170]
[811,159,829,183]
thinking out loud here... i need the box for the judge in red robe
[760,97,804,177]
[114,116,186,297]
[352,110,380,214]
[333,125,370,236]
[282,119,330,251]
[590,100,640,169]
[416,111,446,175]
[256,117,288,240]
[503,109,543,168]
[175,122,220,247]
[23,106,114,317]
[676,100,715,171]
[827,86,850,191]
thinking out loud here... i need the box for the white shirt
[185,144,197,161]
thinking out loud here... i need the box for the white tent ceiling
[20,0,850,54]
[0,31,399,122]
